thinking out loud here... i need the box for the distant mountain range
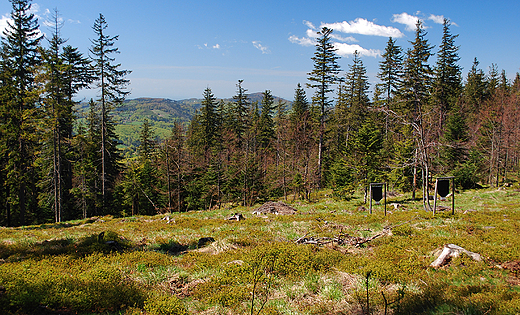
[76,93,291,154]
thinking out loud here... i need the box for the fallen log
[430,244,482,268]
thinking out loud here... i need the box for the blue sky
[1,0,519,101]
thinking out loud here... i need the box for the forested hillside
[1,0,520,226]
[75,93,290,154]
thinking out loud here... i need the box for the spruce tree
[441,104,468,167]
[39,9,91,222]
[0,0,42,226]
[199,87,218,157]
[71,99,101,218]
[330,52,373,201]
[162,122,186,212]
[185,87,222,210]
[347,117,384,203]
[433,19,462,135]
[400,20,434,206]
[402,20,433,120]
[487,63,499,95]
[464,58,488,118]
[307,27,342,187]
[230,79,249,148]
[292,83,309,120]
[274,99,289,199]
[123,118,159,215]
[289,84,314,200]
[40,9,67,222]
[375,38,404,175]
[331,84,349,156]
[89,13,130,212]
[259,90,275,149]
[331,52,370,161]
[377,37,403,106]
[138,119,155,161]
[344,51,370,131]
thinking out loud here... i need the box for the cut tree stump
[430,244,482,268]
[227,213,244,221]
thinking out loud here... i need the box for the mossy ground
[1,186,519,314]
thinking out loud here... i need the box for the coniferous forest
[2,0,520,227]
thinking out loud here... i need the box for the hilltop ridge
[75,93,291,154]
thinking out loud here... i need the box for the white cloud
[252,41,270,54]
[198,43,221,50]
[392,12,422,31]
[428,14,458,27]
[288,34,315,46]
[289,18,384,58]
[305,28,319,39]
[303,20,316,30]
[428,14,445,24]
[331,33,358,43]
[334,43,381,58]
[322,18,404,38]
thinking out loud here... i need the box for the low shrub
[144,294,189,315]
[192,242,343,309]
[0,253,146,313]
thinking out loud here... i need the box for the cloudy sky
[0,0,518,101]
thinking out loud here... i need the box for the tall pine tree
[400,20,434,206]
[0,0,42,226]
[307,27,342,187]
[377,37,403,106]
[40,9,92,222]
[433,19,462,137]
[89,13,130,212]
[258,90,275,149]
[344,51,370,132]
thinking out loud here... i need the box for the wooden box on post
[433,176,455,216]
[369,183,387,215]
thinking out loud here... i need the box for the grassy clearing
[0,186,520,314]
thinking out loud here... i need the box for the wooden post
[384,183,387,216]
[369,184,373,214]
[433,178,438,216]
[452,179,455,215]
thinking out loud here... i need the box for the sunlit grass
[0,186,519,314]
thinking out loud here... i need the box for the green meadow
[1,186,519,315]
